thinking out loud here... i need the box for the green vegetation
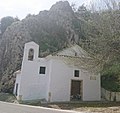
[19,100,120,109]
[101,62,120,92]
[47,102,120,113]
[75,2,120,92]
[102,80,120,92]
[0,93,16,102]
[47,102,120,108]
[0,1,119,93]
[20,99,42,106]
[1,16,19,34]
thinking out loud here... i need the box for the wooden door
[71,80,82,100]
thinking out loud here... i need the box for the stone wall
[102,88,120,101]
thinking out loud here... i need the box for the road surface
[0,101,85,113]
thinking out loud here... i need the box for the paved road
[0,101,85,113]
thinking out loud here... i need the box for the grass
[45,102,120,113]
[20,100,120,109]
[45,101,120,109]
[0,93,17,102]
[0,92,119,113]
[5,97,120,113]
[20,99,42,106]
[21,101,120,113]
[101,80,120,92]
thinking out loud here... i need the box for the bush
[101,62,120,92]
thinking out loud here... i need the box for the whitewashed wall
[48,59,71,102]
[15,41,101,102]
[17,42,50,100]
[48,59,101,102]
[102,88,120,101]
[19,59,50,100]
[81,70,101,101]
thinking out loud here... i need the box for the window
[39,67,46,74]
[15,83,18,96]
[74,70,79,77]
[90,76,96,80]
[75,52,77,56]
[28,48,34,61]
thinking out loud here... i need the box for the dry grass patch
[45,102,120,113]
[0,93,16,102]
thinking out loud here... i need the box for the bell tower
[22,41,39,62]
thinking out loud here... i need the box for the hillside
[0,1,85,92]
[0,1,119,93]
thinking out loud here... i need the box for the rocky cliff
[0,1,85,92]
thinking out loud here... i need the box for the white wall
[19,59,50,100]
[17,42,50,101]
[19,58,101,101]
[49,59,71,102]
[15,41,101,102]
[48,59,101,102]
[81,71,101,101]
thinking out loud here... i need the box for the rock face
[0,21,32,92]
[49,1,79,42]
[0,1,83,92]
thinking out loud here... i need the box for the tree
[71,2,77,12]
[1,16,15,34]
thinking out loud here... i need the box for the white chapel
[14,41,101,102]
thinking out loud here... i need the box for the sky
[0,0,119,20]
[0,0,94,19]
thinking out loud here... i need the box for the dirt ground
[20,100,120,113]
[74,107,120,113]
[44,102,120,113]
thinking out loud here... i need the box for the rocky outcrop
[0,1,83,92]
[49,1,79,42]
